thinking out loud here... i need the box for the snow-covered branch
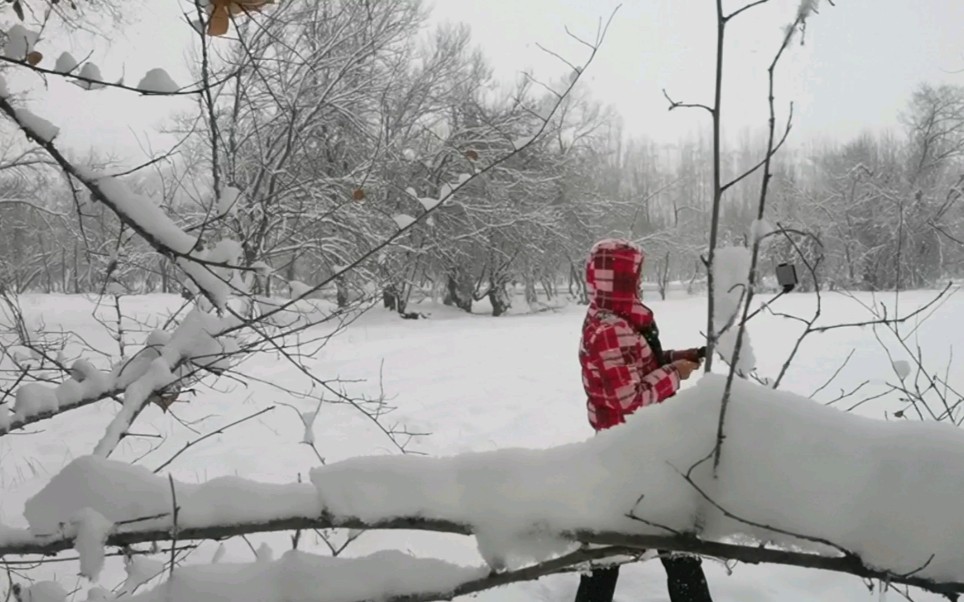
[0,91,242,309]
[0,309,238,442]
[7,376,964,598]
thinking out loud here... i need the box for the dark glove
[674,348,704,363]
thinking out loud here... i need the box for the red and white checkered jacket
[579,239,682,431]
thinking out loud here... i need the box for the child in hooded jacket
[574,238,713,602]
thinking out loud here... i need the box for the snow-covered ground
[1,288,960,601]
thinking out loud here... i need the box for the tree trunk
[443,269,473,313]
[382,284,408,314]
[658,251,671,301]
[570,261,589,304]
[335,276,349,309]
[524,275,538,305]
[489,277,511,317]
[383,284,398,311]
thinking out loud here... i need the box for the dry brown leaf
[25,51,42,66]
[465,149,479,161]
[352,188,366,201]
[207,0,275,36]
[207,8,229,36]
[149,388,182,413]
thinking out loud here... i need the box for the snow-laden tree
[2,2,964,602]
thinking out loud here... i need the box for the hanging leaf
[465,149,479,161]
[207,0,275,37]
[352,188,366,201]
[25,50,42,66]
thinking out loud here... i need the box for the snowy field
[1,288,961,601]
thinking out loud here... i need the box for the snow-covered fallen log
[310,374,964,580]
[6,376,964,594]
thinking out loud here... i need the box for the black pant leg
[659,551,713,602]
[574,565,620,602]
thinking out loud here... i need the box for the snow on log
[311,374,964,580]
[22,455,321,539]
[117,550,486,602]
[8,376,964,586]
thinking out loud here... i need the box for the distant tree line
[1,1,961,315]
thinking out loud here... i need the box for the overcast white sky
[8,0,964,164]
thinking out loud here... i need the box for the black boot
[574,566,620,602]
[659,551,713,602]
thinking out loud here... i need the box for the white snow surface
[256,542,274,563]
[120,550,486,602]
[78,63,106,89]
[72,508,114,581]
[19,582,67,602]
[2,24,38,60]
[393,213,417,229]
[122,557,165,594]
[894,359,911,380]
[86,587,112,602]
[3,291,962,601]
[302,409,318,445]
[749,218,775,244]
[14,108,59,141]
[289,280,311,298]
[14,383,60,418]
[712,246,756,373]
[53,51,78,74]
[217,186,241,215]
[136,68,179,94]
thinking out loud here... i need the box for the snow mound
[289,280,311,298]
[72,507,114,581]
[217,186,241,215]
[78,63,106,90]
[122,556,165,594]
[19,581,67,602]
[119,550,485,602]
[894,359,911,380]
[750,218,775,244]
[393,214,416,229]
[24,456,175,534]
[23,456,321,535]
[137,68,179,94]
[2,24,38,60]
[14,108,59,141]
[0,523,32,547]
[53,51,78,74]
[14,383,59,418]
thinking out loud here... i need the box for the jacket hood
[585,238,653,330]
